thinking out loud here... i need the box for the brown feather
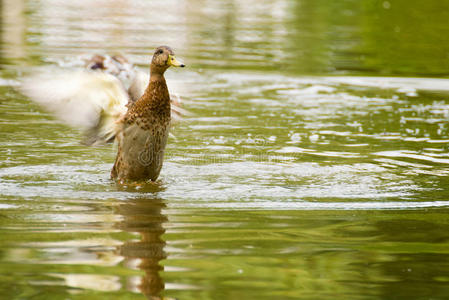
[111,46,180,182]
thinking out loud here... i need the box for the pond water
[1,0,449,299]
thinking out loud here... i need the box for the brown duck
[21,46,185,182]
[111,46,185,181]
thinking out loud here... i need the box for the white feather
[21,70,129,144]
[128,70,148,103]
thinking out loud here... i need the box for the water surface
[1,0,449,299]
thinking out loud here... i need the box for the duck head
[150,46,185,75]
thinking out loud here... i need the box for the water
[1,0,449,299]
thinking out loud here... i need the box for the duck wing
[21,70,129,145]
[127,69,148,105]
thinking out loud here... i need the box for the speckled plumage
[21,46,185,182]
[111,78,171,181]
[111,46,184,182]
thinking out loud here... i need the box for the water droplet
[290,133,301,143]
[309,134,319,142]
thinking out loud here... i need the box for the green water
[1,0,449,299]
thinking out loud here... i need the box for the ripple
[4,71,449,211]
[0,160,423,209]
[172,200,449,210]
[375,150,449,165]
[326,76,449,92]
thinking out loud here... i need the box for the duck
[21,46,186,182]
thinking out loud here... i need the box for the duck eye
[157,49,163,54]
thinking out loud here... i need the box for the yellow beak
[168,55,185,67]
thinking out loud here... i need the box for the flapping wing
[128,70,148,105]
[21,70,129,145]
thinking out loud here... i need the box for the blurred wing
[170,92,191,122]
[21,70,129,145]
[128,70,148,105]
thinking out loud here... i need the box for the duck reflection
[115,196,168,300]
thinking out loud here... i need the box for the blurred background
[3,0,449,76]
[1,1,449,300]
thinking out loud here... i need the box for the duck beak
[168,55,185,67]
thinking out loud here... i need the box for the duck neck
[137,70,170,118]
[146,71,168,99]
[149,71,166,84]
